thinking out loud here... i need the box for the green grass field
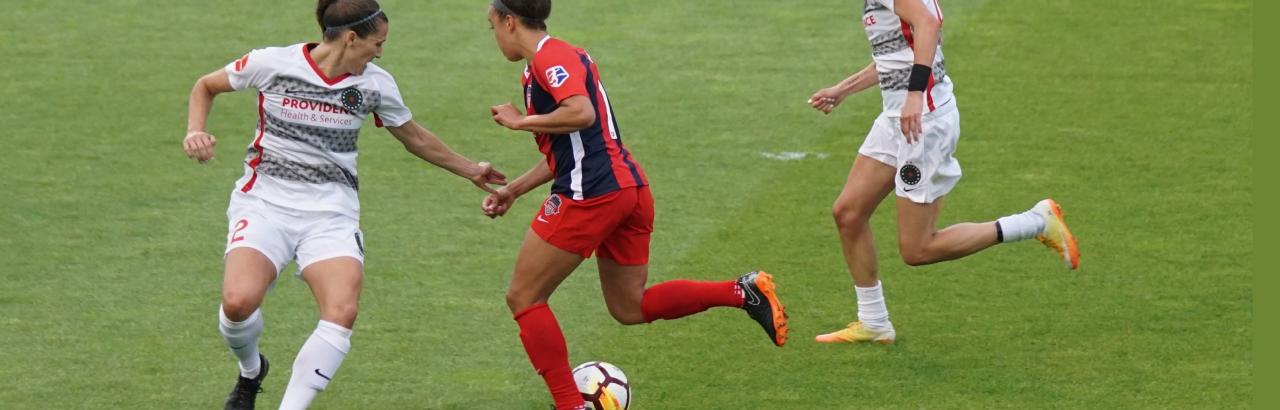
[0,0,1252,408]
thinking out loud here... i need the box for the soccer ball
[572,361,631,410]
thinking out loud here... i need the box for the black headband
[491,0,523,18]
[324,8,384,32]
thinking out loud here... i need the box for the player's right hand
[482,187,516,219]
[470,161,508,194]
[807,87,845,115]
[183,131,217,164]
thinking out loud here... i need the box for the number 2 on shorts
[230,219,249,244]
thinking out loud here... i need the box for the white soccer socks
[219,306,264,379]
[995,205,1046,243]
[280,320,352,410]
[855,281,893,331]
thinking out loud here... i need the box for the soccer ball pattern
[572,361,631,410]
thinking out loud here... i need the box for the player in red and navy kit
[481,1,788,408]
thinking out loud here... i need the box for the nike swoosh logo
[314,369,332,381]
[902,187,921,192]
[741,280,762,306]
[536,215,549,223]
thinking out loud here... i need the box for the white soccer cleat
[1033,199,1080,270]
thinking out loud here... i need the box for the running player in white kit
[807,0,1080,345]
[182,1,505,408]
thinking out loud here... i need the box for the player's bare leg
[816,155,898,344]
[300,257,363,328]
[832,155,895,287]
[506,229,588,410]
[222,248,277,321]
[894,197,1000,266]
[221,248,276,410]
[279,257,363,410]
[507,229,584,313]
[597,259,648,325]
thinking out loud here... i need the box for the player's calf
[898,245,936,266]
[279,321,352,409]
[606,306,646,325]
[636,279,741,323]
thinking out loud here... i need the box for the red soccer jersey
[522,37,647,200]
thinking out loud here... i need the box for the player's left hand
[490,103,525,131]
[808,87,846,114]
[482,187,516,218]
[471,161,508,194]
[901,92,924,144]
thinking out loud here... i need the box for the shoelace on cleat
[235,380,264,394]
[1037,235,1065,252]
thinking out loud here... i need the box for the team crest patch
[340,88,363,112]
[545,65,570,88]
[899,164,922,185]
[543,194,562,216]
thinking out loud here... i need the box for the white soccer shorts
[224,192,365,276]
[857,101,962,204]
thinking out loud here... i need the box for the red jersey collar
[302,43,353,86]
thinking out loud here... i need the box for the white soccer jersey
[224,43,412,218]
[862,0,954,116]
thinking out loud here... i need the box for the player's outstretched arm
[490,95,595,134]
[482,160,553,219]
[808,62,879,115]
[387,120,507,193]
[184,69,235,163]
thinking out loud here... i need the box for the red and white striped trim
[240,92,267,193]
[899,20,937,112]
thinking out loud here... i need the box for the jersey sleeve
[875,0,896,10]
[531,46,589,104]
[224,48,274,91]
[372,72,413,128]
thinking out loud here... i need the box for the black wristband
[907,63,933,92]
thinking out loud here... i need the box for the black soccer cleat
[225,354,269,410]
[737,271,789,347]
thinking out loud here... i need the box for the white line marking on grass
[760,151,830,161]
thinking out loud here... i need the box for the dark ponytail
[316,0,389,41]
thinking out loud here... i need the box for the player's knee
[832,202,872,231]
[221,292,260,321]
[320,301,359,328]
[505,289,540,313]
